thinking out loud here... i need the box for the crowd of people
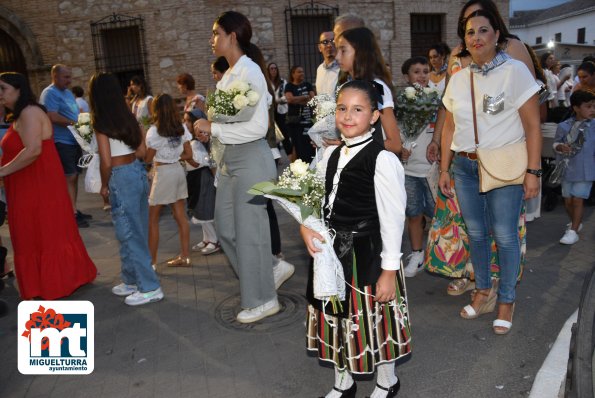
[0,0,593,396]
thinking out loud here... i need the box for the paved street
[0,172,593,397]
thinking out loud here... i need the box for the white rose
[289,159,309,176]
[232,94,249,110]
[78,113,90,124]
[423,87,433,95]
[404,87,416,100]
[78,124,90,135]
[246,90,260,106]
[229,80,250,94]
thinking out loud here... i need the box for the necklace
[343,136,373,155]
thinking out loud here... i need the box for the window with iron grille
[285,1,338,83]
[577,28,586,44]
[0,29,27,75]
[410,14,443,58]
[90,13,149,92]
[536,36,542,45]
[555,32,562,42]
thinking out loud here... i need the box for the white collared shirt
[210,55,272,144]
[317,133,406,270]
[315,60,340,96]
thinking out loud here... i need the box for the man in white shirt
[315,31,340,96]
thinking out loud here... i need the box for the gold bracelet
[440,170,449,173]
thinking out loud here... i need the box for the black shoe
[366,380,400,398]
[319,382,356,398]
[75,214,89,228]
[76,210,93,220]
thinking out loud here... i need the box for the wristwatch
[526,168,543,177]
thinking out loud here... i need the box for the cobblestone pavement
[0,177,593,398]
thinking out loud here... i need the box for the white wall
[511,12,595,45]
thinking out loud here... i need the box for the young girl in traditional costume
[301,80,411,398]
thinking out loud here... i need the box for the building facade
[510,0,595,63]
[0,0,509,98]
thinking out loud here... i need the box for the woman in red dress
[0,72,96,299]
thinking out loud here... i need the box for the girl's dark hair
[152,94,184,138]
[267,62,281,87]
[130,75,148,98]
[88,73,142,149]
[577,61,595,75]
[176,73,195,91]
[457,0,517,58]
[428,42,451,58]
[337,80,380,111]
[71,85,84,98]
[212,56,230,74]
[339,27,393,91]
[215,11,273,97]
[0,72,46,121]
[540,52,554,71]
[401,56,429,76]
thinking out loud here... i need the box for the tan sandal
[460,282,497,319]
[447,278,475,296]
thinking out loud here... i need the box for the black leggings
[267,199,281,256]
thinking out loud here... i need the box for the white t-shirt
[401,124,433,177]
[442,59,540,152]
[75,97,89,113]
[146,124,193,163]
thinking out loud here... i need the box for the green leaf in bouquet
[247,180,277,195]
[299,203,313,220]
[271,187,305,197]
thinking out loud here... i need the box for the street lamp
[547,40,555,49]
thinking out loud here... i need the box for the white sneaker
[560,229,579,245]
[124,287,164,306]
[404,251,425,277]
[201,242,221,255]
[273,260,295,289]
[566,222,583,232]
[112,283,138,297]
[236,298,280,323]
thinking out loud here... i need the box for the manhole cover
[214,291,307,333]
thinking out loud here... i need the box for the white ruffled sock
[369,362,398,398]
[325,367,354,398]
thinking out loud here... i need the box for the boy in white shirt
[400,57,437,277]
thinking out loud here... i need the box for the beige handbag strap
[470,71,479,148]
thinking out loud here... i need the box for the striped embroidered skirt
[305,256,412,374]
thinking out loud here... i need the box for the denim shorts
[55,142,82,176]
[562,180,593,199]
[405,175,435,217]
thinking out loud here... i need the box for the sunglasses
[319,39,334,46]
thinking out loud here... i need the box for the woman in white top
[194,11,290,324]
[428,43,450,94]
[438,9,541,335]
[176,73,206,113]
[128,75,153,132]
[89,72,163,306]
[145,94,193,268]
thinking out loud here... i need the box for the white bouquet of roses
[249,159,346,307]
[307,94,339,148]
[67,112,95,154]
[206,80,260,124]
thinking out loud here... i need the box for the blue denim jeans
[453,155,523,303]
[109,160,160,292]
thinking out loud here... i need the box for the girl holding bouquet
[194,11,292,323]
[301,80,410,398]
[334,27,402,155]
